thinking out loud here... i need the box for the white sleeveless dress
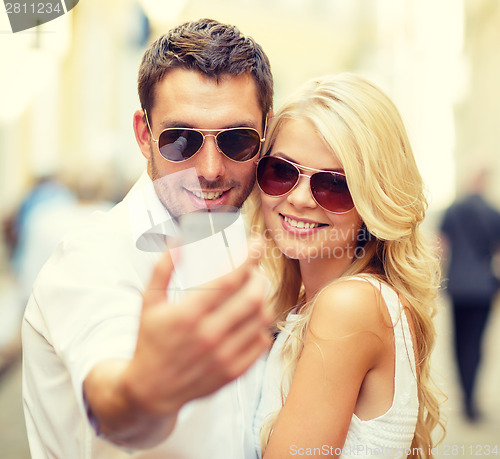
[253,277,419,458]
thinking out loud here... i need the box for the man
[22,19,273,458]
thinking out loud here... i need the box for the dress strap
[344,276,418,385]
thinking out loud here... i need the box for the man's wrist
[84,360,179,449]
[83,385,103,437]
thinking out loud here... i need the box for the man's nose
[194,135,226,182]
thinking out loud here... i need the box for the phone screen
[169,208,248,290]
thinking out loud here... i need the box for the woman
[252,74,443,458]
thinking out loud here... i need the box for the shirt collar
[127,171,180,252]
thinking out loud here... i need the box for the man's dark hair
[138,18,273,124]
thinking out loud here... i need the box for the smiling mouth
[281,214,328,229]
[186,188,229,201]
[190,190,227,200]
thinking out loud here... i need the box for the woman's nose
[286,175,317,210]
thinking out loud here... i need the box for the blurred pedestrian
[440,168,500,421]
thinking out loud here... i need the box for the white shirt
[22,171,265,459]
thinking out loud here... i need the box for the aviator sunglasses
[144,110,265,163]
[256,155,355,214]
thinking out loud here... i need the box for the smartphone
[169,207,248,290]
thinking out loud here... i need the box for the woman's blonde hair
[252,73,444,457]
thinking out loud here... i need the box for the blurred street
[1,284,499,458]
[431,294,500,456]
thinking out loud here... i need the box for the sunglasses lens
[217,129,261,161]
[310,172,354,213]
[158,129,203,162]
[257,156,299,196]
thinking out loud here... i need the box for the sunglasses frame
[144,109,266,163]
[256,155,355,214]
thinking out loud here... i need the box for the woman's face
[260,118,362,263]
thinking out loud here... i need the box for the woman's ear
[133,109,152,161]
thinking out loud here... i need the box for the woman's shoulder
[315,276,386,315]
[310,276,392,338]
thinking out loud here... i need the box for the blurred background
[1,0,499,457]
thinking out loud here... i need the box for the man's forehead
[150,69,263,129]
[153,69,259,101]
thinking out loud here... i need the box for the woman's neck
[300,255,355,301]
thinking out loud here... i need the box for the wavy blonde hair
[251,73,444,457]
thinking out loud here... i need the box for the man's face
[136,69,264,219]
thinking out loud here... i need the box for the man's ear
[264,109,274,138]
[266,109,274,127]
[133,109,152,161]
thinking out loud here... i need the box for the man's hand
[84,240,272,449]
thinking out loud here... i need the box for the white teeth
[284,216,320,229]
[192,191,223,200]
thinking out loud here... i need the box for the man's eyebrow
[273,152,345,173]
[158,120,260,130]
